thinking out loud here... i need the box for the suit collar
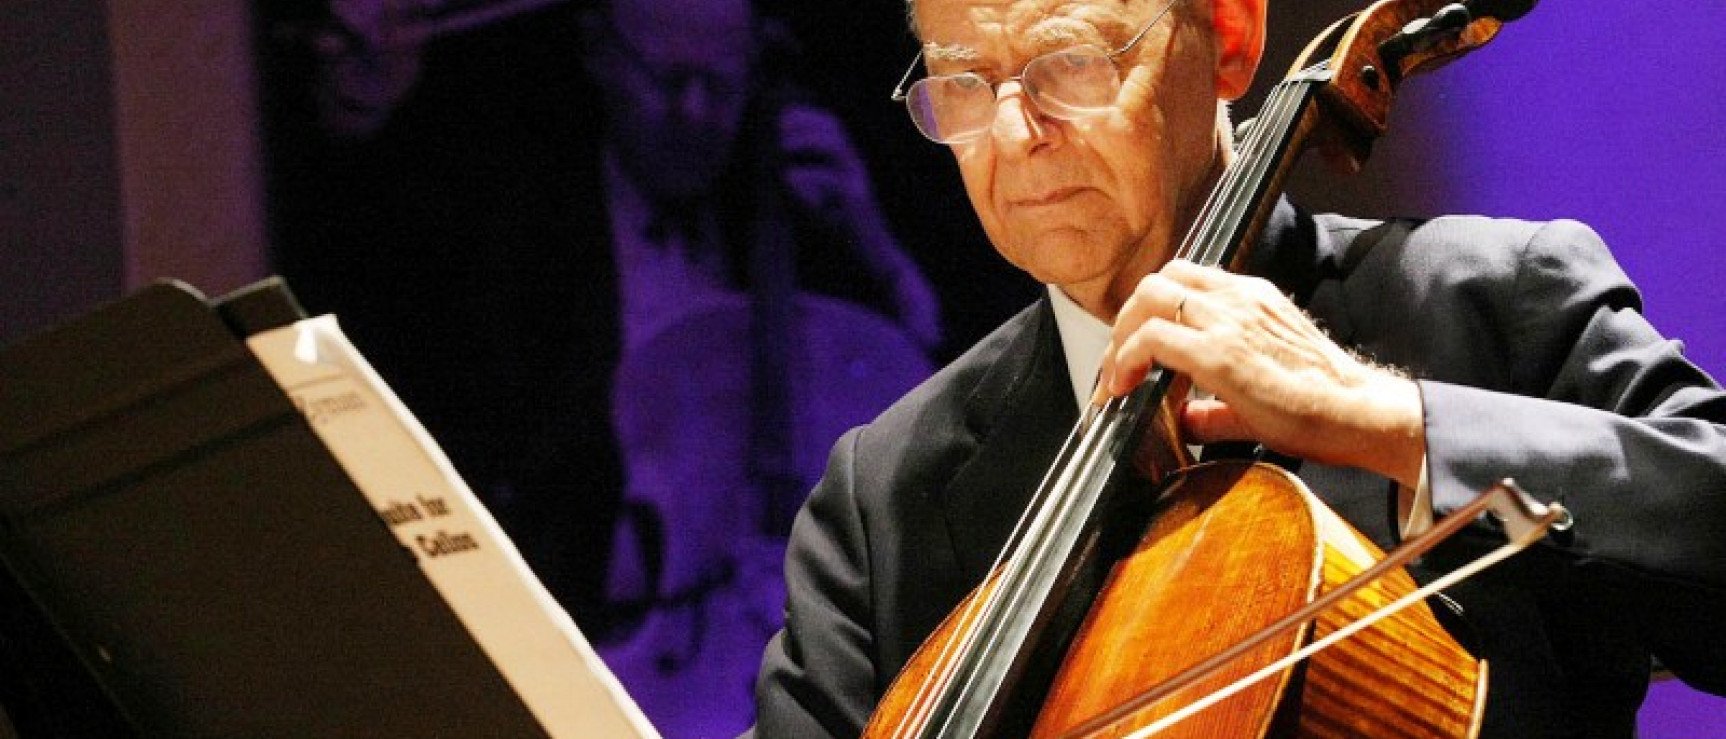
[1249,196,1360,346]
[941,297,1082,582]
[1046,285,1111,415]
[934,198,1383,580]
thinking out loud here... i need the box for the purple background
[2,0,1720,733]
[1437,5,1726,381]
[1432,6,1726,732]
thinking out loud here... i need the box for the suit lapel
[931,200,1381,583]
[939,299,1081,583]
[1251,196,1358,347]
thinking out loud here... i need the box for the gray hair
[905,0,1196,39]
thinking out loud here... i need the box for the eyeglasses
[594,13,752,103]
[889,0,1182,145]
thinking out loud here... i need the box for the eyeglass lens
[905,45,1122,144]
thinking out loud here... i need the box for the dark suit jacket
[749,201,1726,738]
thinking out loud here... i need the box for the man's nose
[989,81,1057,151]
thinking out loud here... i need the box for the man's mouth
[1011,187,1086,207]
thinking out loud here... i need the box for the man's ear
[1210,0,1267,101]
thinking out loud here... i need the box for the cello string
[1202,70,1320,268]
[927,384,1146,734]
[961,74,1309,720]
[1181,79,1282,264]
[930,398,1137,734]
[1220,65,1331,264]
[1186,88,1270,264]
[892,410,1099,737]
[926,76,1310,734]
[1113,498,1560,738]
[903,394,1132,735]
[936,101,1297,715]
[1192,75,1311,270]
[979,77,1309,731]
[1182,66,1312,265]
[897,64,1322,738]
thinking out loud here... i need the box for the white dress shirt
[1044,284,1434,537]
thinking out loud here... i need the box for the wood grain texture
[1031,463,1316,738]
[1030,462,1483,739]
[1295,528,1484,738]
[863,571,1003,738]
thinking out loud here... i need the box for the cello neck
[881,74,1331,739]
[1175,69,1328,274]
[873,1,1527,733]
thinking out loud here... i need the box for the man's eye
[1058,50,1104,69]
[952,73,990,90]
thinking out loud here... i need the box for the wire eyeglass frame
[889,0,1182,144]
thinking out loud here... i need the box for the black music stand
[0,280,549,737]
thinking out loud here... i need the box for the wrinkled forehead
[912,0,1140,65]
[610,0,755,70]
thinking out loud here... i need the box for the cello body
[1037,461,1484,737]
[602,77,939,736]
[861,1,1523,734]
[866,461,1484,738]
[604,290,932,736]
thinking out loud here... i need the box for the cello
[863,0,1565,736]
[599,67,938,735]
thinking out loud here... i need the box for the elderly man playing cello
[747,0,1726,735]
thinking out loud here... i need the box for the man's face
[914,0,1224,315]
[594,0,755,200]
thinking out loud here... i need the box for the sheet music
[249,315,660,738]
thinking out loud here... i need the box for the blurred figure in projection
[579,0,940,734]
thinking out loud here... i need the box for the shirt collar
[1046,284,1113,413]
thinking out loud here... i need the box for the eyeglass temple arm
[891,0,1179,103]
[890,49,923,102]
[1112,0,1183,58]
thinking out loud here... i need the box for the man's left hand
[1096,259,1425,487]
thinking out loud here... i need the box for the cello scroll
[1297,0,1527,169]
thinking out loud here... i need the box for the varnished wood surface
[1292,0,1503,163]
[1296,520,1484,737]
[1030,462,1483,738]
[1031,463,1316,738]
[863,571,1003,738]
